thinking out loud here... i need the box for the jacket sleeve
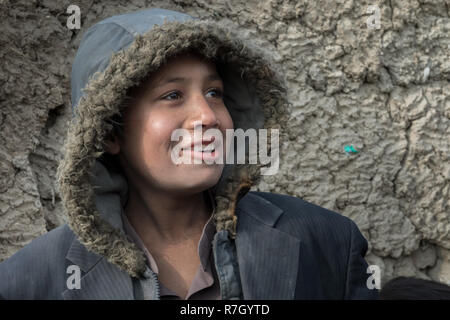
[344,219,379,300]
[0,225,74,299]
[0,243,52,299]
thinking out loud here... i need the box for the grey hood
[57,8,289,297]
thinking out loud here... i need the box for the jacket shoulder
[251,191,353,232]
[250,191,375,299]
[249,191,357,264]
[0,224,76,299]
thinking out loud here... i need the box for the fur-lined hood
[57,8,289,282]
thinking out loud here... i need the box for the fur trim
[57,19,289,277]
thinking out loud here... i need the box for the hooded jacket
[0,8,378,300]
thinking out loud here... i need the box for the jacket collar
[63,237,134,300]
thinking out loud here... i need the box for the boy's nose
[188,94,220,129]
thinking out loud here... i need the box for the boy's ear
[104,133,121,155]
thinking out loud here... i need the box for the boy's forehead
[144,53,220,85]
[161,51,217,73]
[127,51,221,99]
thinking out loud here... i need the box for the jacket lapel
[63,237,134,300]
[235,193,301,299]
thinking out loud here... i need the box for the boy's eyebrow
[152,74,222,89]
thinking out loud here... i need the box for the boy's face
[107,52,233,195]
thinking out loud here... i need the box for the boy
[0,8,378,300]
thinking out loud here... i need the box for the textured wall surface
[0,0,449,287]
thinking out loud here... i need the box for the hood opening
[58,10,289,278]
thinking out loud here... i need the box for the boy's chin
[172,169,222,193]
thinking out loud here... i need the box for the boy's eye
[206,88,224,99]
[163,91,182,100]
[162,88,224,101]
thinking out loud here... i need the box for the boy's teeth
[201,145,215,152]
[182,146,215,152]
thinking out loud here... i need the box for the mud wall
[0,0,449,286]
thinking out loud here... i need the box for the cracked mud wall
[0,0,449,287]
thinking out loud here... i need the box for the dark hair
[107,95,135,141]
[99,95,135,173]
[380,276,450,300]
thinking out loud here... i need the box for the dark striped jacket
[0,191,378,300]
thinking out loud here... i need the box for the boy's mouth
[180,137,216,153]
[178,137,219,162]
[182,145,215,153]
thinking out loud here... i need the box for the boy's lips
[182,148,218,161]
[180,137,216,152]
[177,137,220,161]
